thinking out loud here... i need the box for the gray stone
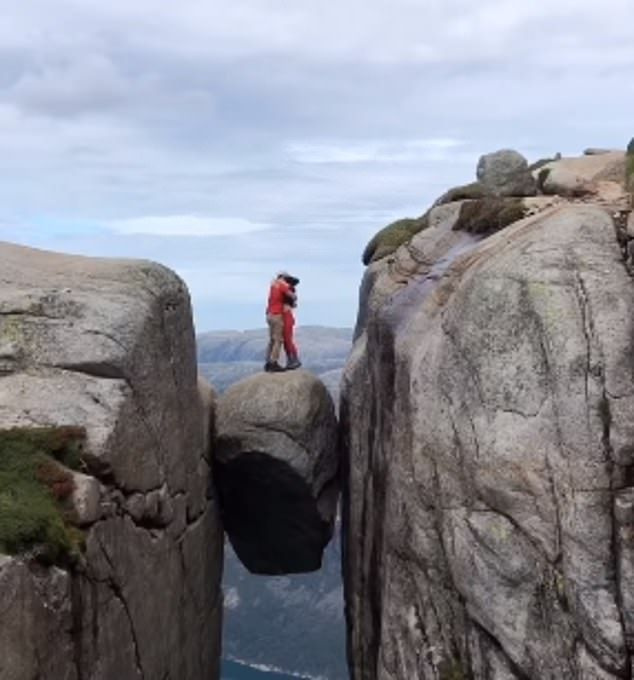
[70,471,101,526]
[215,369,339,574]
[0,558,76,680]
[542,166,594,197]
[342,204,634,679]
[627,211,634,239]
[536,152,626,188]
[0,241,223,680]
[476,149,537,197]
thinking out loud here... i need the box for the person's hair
[282,275,300,286]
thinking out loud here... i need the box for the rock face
[476,149,537,197]
[0,242,223,680]
[536,151,629,208]
[215,370,339,575]
[342,196,634,678]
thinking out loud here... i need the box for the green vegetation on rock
[438,658,466,680]
[0,426,86,565]
[453,198,526,235]
[436,181,489,205]
[362,214,429,266]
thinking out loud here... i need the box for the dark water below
[221,659,311,680]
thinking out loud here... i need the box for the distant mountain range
[197,326,352,402]
[197,326,351,680]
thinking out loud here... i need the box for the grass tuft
[452,198,526,235]
[362,214,430,266]
[435,182,489,205]
[0,426,87,566]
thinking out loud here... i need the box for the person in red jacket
[265,272,297,372]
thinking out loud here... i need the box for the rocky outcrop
[215,370,339,575]
[0,242,223,680]
[476,149,537,197]
[343,149,634,678]
[536,151,629,205]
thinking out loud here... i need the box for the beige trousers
[266,313,284,363]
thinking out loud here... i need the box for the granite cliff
[0,243,223,680]
[341,146,634,679]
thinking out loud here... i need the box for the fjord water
[221,659,309,679]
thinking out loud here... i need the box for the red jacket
[267,279,291,315]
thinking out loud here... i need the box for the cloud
[10,55,129,117]
[0,1,633,331]
[106,215,271,237]
[287,138,465,164]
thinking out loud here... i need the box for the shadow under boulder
[214,370,339,575]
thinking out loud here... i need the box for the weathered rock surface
[537,151,628,206]
[342,202,634,679]
[215,370,339,575]
[0,242,223,680]
[541,166,595,197]
[476,149,537,197]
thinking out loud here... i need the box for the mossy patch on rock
[362,214,430,266]
[452,198,526,235]
[435,181,489,206]
[0,426,87,565]
[438,659,466,680]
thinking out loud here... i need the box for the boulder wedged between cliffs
[214,369,340,575]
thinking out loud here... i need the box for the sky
[1,1,633,331]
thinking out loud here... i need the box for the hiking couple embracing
[264,271,301,373]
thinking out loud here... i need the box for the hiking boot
[264,361,285,373]
[286,356,302,370]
